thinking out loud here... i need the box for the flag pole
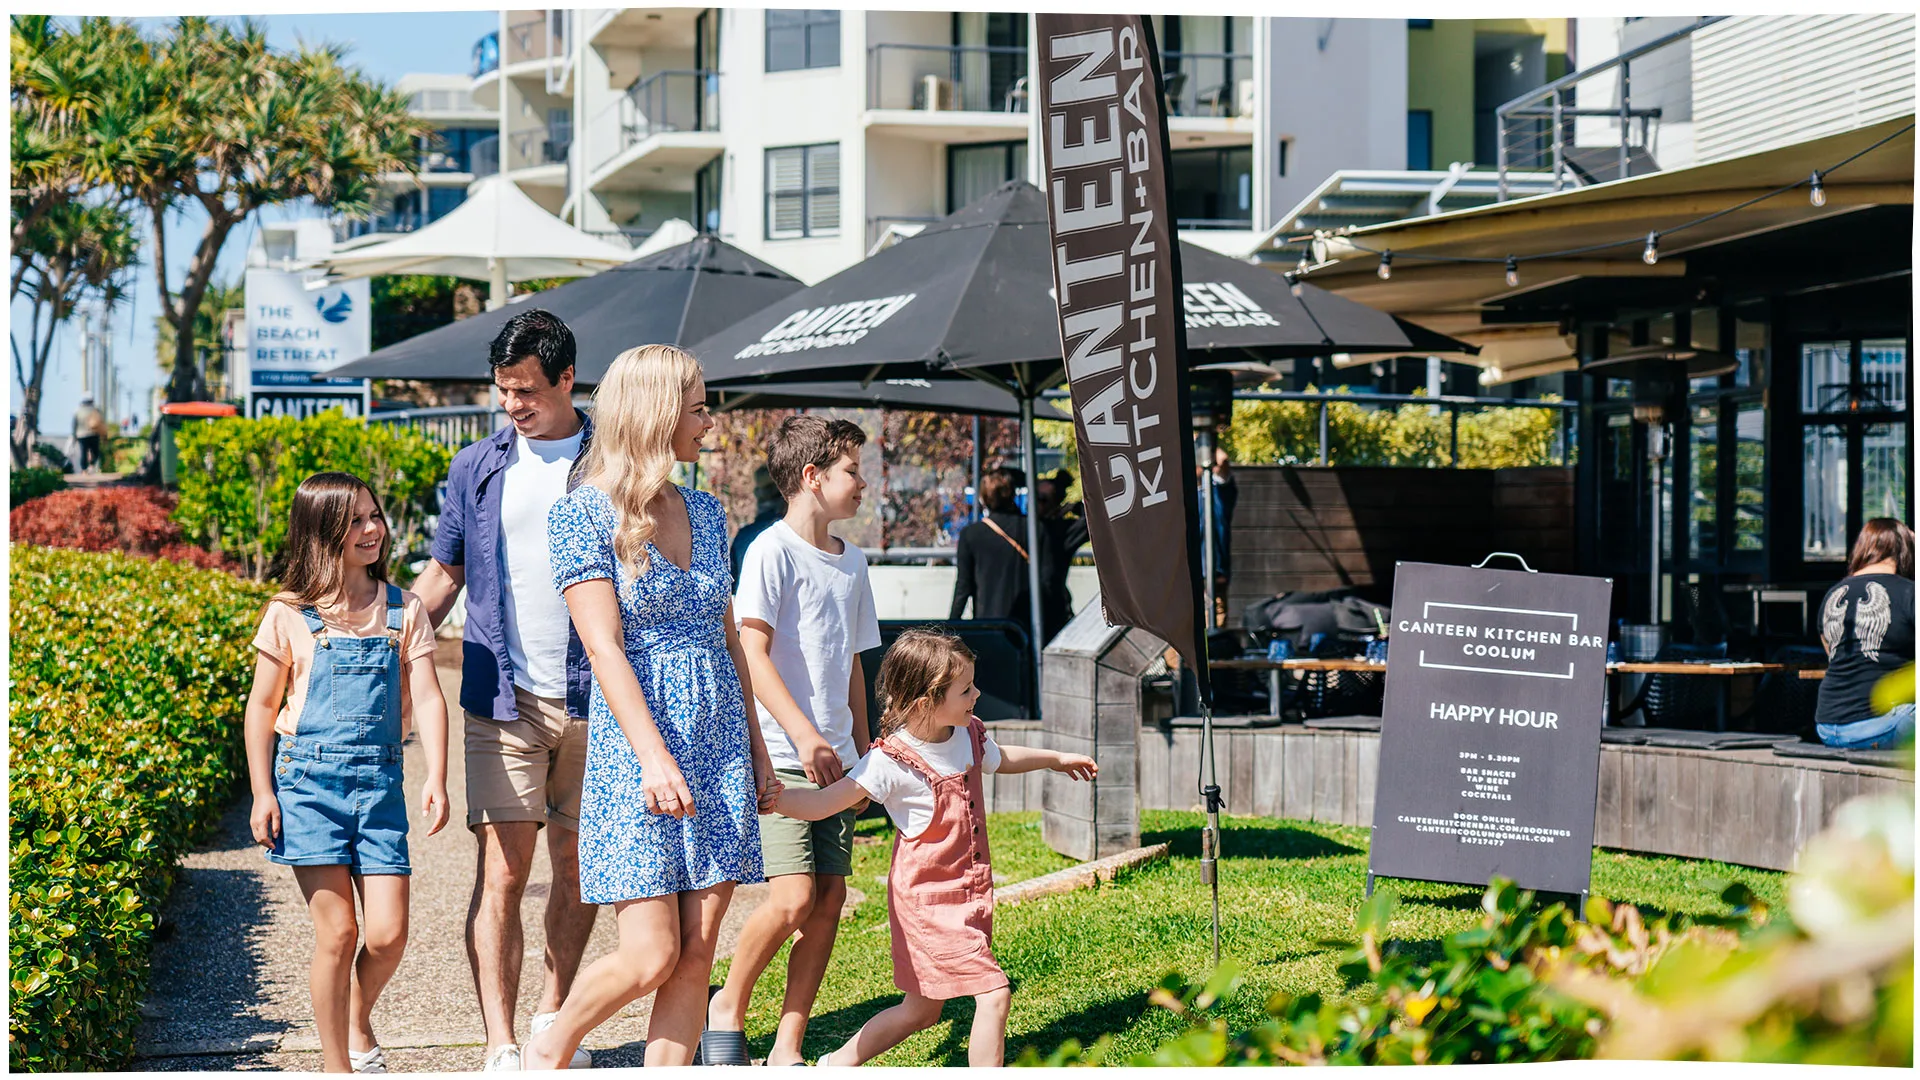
[1021,394,1046,685]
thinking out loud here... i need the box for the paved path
[135,639,837,1071]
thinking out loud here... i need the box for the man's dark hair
[489,309,576,385]
[767,415,867,499]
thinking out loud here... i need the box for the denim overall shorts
[270,584,411,875]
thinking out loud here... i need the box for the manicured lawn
[718,810,1786,1065]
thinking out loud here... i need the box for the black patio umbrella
[324,234,806,384]
[712,377,1067,418]
[693,181,1473,396]
[691,180,1476,662]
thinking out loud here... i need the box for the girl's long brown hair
[270,472,392,611]
[875,627,976,738]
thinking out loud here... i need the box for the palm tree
[10,199,140,467]
[8,17,151,298]
[110,18,431,412]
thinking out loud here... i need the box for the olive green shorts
[758,769,855,878]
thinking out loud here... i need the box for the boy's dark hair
[488,309,576,385]
[978,466,1020,514]
[766,415,866,499]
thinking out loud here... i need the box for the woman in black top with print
[1816,518,1916,749]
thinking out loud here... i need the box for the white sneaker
[484,1044,522,1072]
[531,1012,593,1069]
[349,1045,388,1074]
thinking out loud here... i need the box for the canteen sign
[1182,281,1278,329]
[732,293,917,359]
[244,268,369,418]
[1370,562,1613,897]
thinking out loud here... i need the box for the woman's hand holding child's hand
[1054,754,1098,781]
[251,793,282,848]
[421,781,451,836]
[754,756,785,814]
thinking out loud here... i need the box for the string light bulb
[1377,250,1393,280]
[1809,170,1827,207]
[1286,271,1304,298]
[1295,252,1310,275]
[1504,256,1519,288]
[1642,231,1660,266]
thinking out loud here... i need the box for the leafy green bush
[1221,388,1565,468]
[10,465,67,506]
[8,546,274,1071]
[171,409,451,582]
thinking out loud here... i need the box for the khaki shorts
[759,769,855,878]
[465,685,588,831]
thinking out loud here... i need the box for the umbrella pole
[1020,395,1046,691]
[487,258,508,312]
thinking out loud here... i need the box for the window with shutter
[766,143,839,239]
[807,144,840,236]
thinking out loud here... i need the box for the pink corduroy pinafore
[874,717,1009,999]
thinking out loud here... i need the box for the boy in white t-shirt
[705,415,881,1066]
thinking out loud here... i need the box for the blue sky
[11,11,498,440]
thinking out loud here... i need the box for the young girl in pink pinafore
[771,627,1097,1066]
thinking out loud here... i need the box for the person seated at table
[1815,517,1915,750]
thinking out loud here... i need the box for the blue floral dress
[547,483,764,903]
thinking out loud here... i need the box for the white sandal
[350,1045,388,1074]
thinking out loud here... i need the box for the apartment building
[361,13,1571,287]
[336,74,498,245]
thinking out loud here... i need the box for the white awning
[323,177,633,306]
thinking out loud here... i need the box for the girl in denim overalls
[244,473,451,1073]
[772,627,1098,1066]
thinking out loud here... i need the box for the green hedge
[10,466,68,507]
[8,545,274,1071]
[171,410,451,583]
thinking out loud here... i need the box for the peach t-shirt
[252,588,437,737]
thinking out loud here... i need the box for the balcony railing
[510,127,569,169]
[472,31,499,78]
[470,134,500,179]
[1495,16,1727,199]
[867,43,1030,113]
[369,405,506,451]
[504,15,562,66]
[1162,50,1252,118]
[591,70,720,170]
[409,87,490,116]
[1176,217,1255,230]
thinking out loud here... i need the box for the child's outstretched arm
[997,744,1099,780]
[404,651,451,836]
[244,653,289,849]
[776,774,873,821]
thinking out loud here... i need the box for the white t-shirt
[848,725,1003,839]
[734,519,882,771]
[500,428,585,698]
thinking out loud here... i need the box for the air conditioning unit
[914,75,957,111]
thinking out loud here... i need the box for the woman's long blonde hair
[577,343,704,576]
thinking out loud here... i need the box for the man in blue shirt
[414,310,596,1072]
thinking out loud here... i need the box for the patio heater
[1580,346,1737,624]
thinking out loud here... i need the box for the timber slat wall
[1225,467,1575,617]
[986,722,1913,873]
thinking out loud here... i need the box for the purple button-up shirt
[431,411,594,721]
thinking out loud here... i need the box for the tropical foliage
[8,546,274,1071]
[170,410,450,581]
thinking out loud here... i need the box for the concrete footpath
[134,639,809,1071]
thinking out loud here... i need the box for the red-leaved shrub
[10,486,239,573]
